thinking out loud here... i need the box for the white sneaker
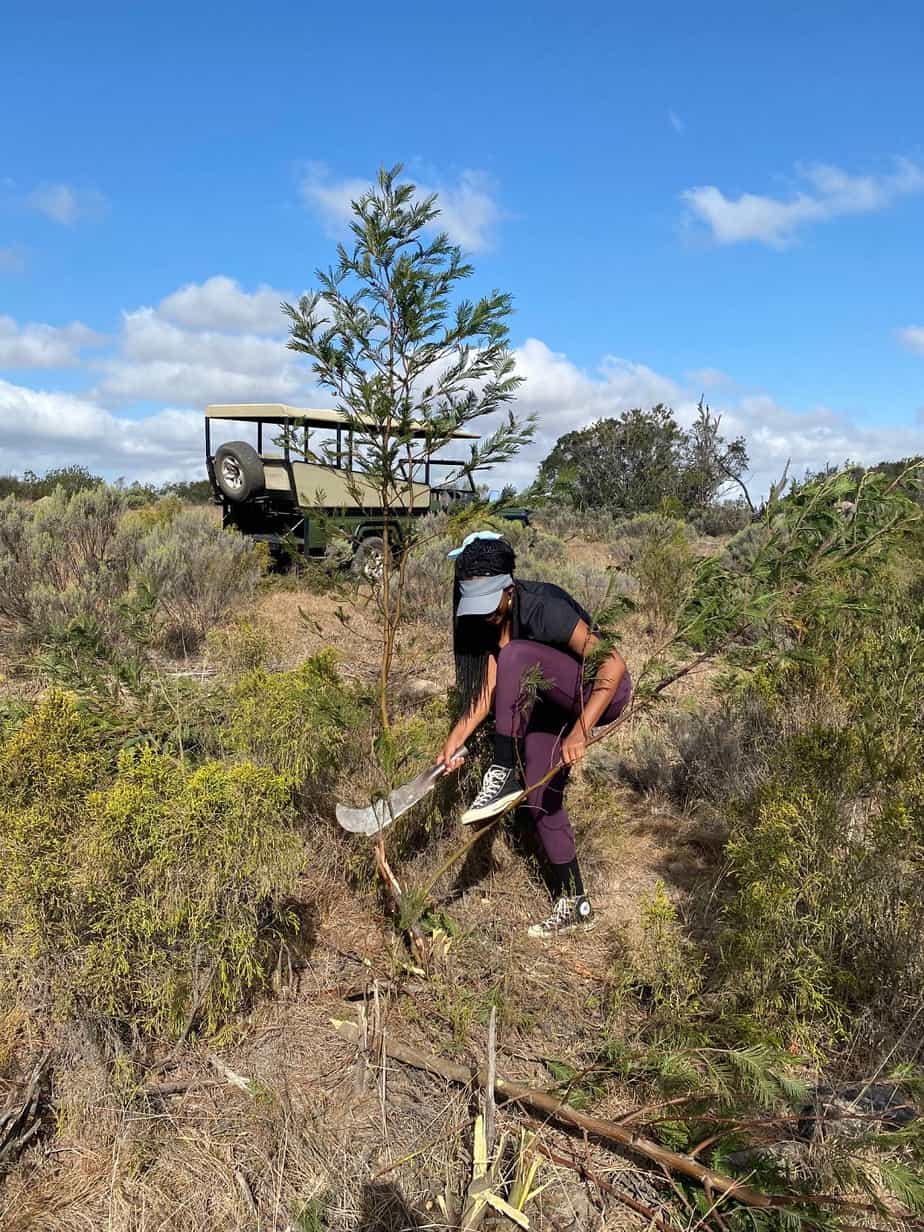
[460,764,523,825]
[527,895,595,939]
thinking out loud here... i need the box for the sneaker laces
[537,896,574,931]
[472,765,510,807]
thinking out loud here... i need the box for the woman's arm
[440,654,497,770]
[561,619,627,764]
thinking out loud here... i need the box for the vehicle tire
[352,535,388,582]
[214,441,265,503]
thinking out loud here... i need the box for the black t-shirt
[513,580,593,656]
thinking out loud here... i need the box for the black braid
[452,537,517,715]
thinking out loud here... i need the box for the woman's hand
[439,740,466,773]
[560,727,588,766]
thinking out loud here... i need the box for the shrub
[226,649,366,789]
[401,537,453,625]
[0,485,139,648]
[689,501,751,537]
[135,508,264,654]
[0,488,262,658]
[0,692,305,1037]
[207,616,278,676]
[617,697,778,811]
[613,515,693,624]
[611,882,703,1023]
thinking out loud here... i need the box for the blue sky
[1,0,923,493]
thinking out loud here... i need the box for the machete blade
[335,745,467,836]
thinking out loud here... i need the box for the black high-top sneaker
[460,764,522,825]
[527,894,595,939]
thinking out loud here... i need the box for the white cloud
[3,273,922,493]
[300,164,502,251]
[898,325,924,356]
[682,158,924,247]
[92,277,309,407]
[0,245,26,274]
[491,342,924,497]
[158,275,289,335]
[669,110,684,134]
[0,378,202,483]
[26,183,108,225]
[0,315,103,369]
[687,367,734,390]
[94,312,305,406]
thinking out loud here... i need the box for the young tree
[283,165,533,731]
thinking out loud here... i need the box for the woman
[439,534,632,939]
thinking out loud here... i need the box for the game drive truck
[205,403,530,572]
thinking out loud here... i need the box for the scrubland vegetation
[0,458,922,1231]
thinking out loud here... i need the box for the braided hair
[452,536,517,715]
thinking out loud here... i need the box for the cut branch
[331,1018,773,1209]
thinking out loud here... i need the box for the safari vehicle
[205,404,530,570]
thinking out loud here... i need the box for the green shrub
[613,882,703,1022]
[721,724,924,1048]
[689,501,751,537]
[0,485,139,648]
[0,692,305,1037]
[226,649,366,787]
[207,616,278,676]
[614,515,693,624]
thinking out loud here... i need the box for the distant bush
[135,508,264,653]
[0,465,104,501]
[0,693,306,1037]
[0,487,262,657]
[688,500,752,537]
[0,467,213,505]
[609,515,692,625]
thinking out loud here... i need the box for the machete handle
[439,743,468,771]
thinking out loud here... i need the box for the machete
[335,746,468,835]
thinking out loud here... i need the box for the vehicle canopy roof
[205,403,478,439]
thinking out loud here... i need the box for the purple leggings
[494,639,631,864]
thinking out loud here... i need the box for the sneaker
[460,764,523,824]
[527,895,595,939]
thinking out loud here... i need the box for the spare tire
[214,441,265,503]
[351,535,387,582]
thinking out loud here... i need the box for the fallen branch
[331,1018,772,1209]
[0,1051,52,1167]
[523,1129,681,1232]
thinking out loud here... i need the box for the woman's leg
[461,639,630,829]
[494,639,631,756]
[521,724,575,865]
[521,719,594,937]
